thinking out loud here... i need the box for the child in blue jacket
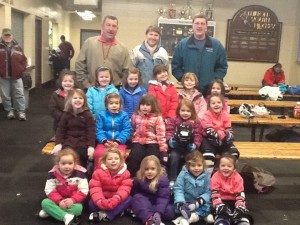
[94,93,131,170]
[173,151,214,225]
[119,67,147,119]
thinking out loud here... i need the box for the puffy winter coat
[89,163,132,210]
[96,110,131,144]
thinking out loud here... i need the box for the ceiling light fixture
[75,10,96,21]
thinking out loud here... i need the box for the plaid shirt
[131,111,167,152]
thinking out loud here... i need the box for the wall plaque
[226,5,282,62]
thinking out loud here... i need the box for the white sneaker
[204,214,215,224]
[180,218,190,225]
[7,110,15,119]
[18,112,26,121]
[188,212,199,223]
[39,209,49,218]
[172,216,184,225]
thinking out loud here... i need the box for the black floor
[0,85,299,225]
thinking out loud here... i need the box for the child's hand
[64,198,74,208]
[59,200,67,209]
[112,142,119,148]
[51,144,62,155]
[87,146,95,160]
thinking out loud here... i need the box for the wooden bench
[228,84,261,91]
[235,142,300,160]
[227,99,296,108]
[226,90,300,99]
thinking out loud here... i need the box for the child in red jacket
[200,93,239,174]
[211,154,253,225]
[89,148,132,222]
[39,148,88,225]
[148,64,178,121]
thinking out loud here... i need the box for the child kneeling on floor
[39,148,88,225]
[88,148,132,222]
[173,151,214,225]
[211,154,253,225]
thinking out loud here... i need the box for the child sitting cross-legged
[172,151,214,225]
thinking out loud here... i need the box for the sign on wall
[226,5,282,63]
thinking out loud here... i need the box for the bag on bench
[237,163,276,193]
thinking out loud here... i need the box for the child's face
[144,160,158,180]
[107,97,120,113]
[183,77,196,90]
[127,73,139,88]
[211,83,222,95]
[156,71,169,82]
[140,104,151,114]
[62,75,74,91]
[105,152,121,172]
[98,70,111,88]
[219,157,235,177]
[188,161,204,177]
[209,96,223,114]
[72,92,84,110]
[58,155,76,176]
[179,105,192,120]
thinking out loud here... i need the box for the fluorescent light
[75,10,96,20]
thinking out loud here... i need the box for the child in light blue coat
[173,151,214,225]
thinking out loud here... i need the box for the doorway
[35,18,42,88]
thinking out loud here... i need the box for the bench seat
[235,142,300,160]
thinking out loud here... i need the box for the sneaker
[7,110,15,119]
[204,214,215,224]
[99,211,108,221]
[18,112,26,121]
[39,209,49,218]
[89,212,100,222]
[68,216,80,225]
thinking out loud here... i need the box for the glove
[59,200,67,209]
[224,131,234,143]
[152,212,161,225]
[215,204,232,216]
[233,206,248,220]
[177,202,191,219]
[87,146,95,160]
[168,137,177,148]
[205,127,218,138]
[160,151,168,163]
[64,198,74,208]
[188,197,205,211]
[187,143,196,151]
[51,144,62,154]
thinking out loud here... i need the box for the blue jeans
[168,148,187,181]
[0,77,25,112]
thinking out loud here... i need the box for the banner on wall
[226,5,282,63]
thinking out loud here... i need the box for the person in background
[131,25,169,89]
[172,14,228,96]
[49,48,65,81]
[131,155,175,225]
[148,64,178,121]
[75,15,130,89]
[262,63,285,87]
[0,28,27,121]
[206,79,229,113]
[39,148,88,225]
[119,67,147,119]
[173,151,214,225]
[211,154,253,225]
[59,35,74,70]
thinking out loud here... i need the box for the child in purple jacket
[131,155,175,225]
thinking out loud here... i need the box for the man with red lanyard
[75,15,130,90]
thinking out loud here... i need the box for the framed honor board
[226,5,282,63]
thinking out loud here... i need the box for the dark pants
[126,143,160,177]
[168,146,189,181]
[89,196,132,220]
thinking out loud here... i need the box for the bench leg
[251,124,256,142]
[259,125,265,142]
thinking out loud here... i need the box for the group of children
[42,65,253,225]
